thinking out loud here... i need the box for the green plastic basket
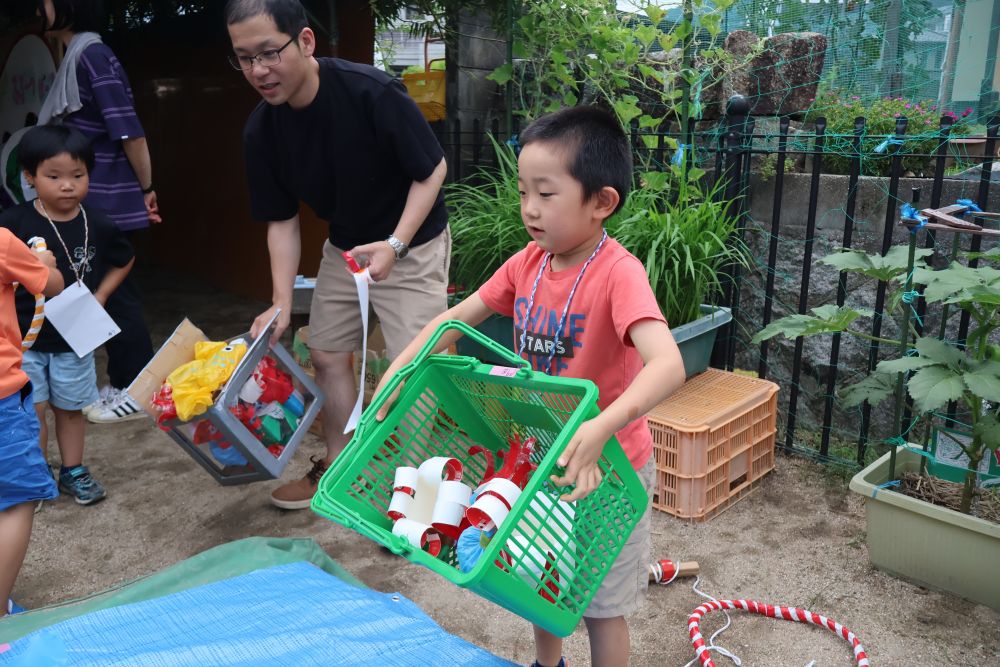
[311,320,647,637]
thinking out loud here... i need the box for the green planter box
[672,305,732,378]
[849,447,1000,611]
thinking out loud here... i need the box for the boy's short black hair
[519,106,633,215]
[19,125,95,175]
[224,0,309,36]
[38,0,106,33]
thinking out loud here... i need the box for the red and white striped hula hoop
[688,599,870,667]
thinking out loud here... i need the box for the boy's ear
[593,186,620,220]
[22,169,34,186]
[298,27,316,58]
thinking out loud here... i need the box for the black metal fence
[432,106,1000,468]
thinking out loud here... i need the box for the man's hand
[144,191,162,224]
[549,418,613,502]
[38,249,58,270]
[348,241,396,282]
[251,303,290,346]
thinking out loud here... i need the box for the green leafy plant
[803,91,973,177]
[607,176,752,327]
[753,244,1000,514]
[445,137,528,294]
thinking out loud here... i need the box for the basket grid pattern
[314,356,647,635]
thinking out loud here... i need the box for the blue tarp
[0,562,516,666]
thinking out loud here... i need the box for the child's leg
[35,401,49,461]
[52,407,85,468]
[0,503,34,610]
[584,616,630,666]
[532,625,564,667]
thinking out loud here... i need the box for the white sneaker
[83,385,116,417]
[88,390,145,423]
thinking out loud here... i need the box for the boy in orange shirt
[0,228,64,616]
[375,106,686,666]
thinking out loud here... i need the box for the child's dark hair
[519,106,633,214]
[224,0,308,36]
[37,0,106,33]
[19,125,95,175]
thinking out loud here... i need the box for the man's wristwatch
[386,235,409,259]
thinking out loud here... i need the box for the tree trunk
[939,0,966,108]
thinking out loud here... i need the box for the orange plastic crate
[648,368,779,521]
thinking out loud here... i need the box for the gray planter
[849,447,1000,611]
[672,305,732,378]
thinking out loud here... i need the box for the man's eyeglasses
[228,35,297,71]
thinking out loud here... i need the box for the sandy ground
[13,269,1000,666]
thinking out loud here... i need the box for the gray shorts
[308,228,451,360]
[584,456,654,619]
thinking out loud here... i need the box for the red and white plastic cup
[392,518,442,557]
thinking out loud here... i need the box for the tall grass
[608,178,752,327]
[446,140,751,327]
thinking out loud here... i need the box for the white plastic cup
[418,456,463,484]
[466,493,512,531]
[387,491,414,520]
[393,466,419,494]
[239,377,264,404]
[392,518,442,556]
[437,480,473,506]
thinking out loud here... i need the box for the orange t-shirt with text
[478,238,666,469]
[0,228,49,398]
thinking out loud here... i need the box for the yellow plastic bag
[167,340,248,421]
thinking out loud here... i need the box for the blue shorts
[0,384,59,512]
[21,350,99,411]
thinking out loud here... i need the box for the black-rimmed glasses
[228,35,297,71]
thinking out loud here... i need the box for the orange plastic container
[648,368,779,521]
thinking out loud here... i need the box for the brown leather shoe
[270,456,328,510]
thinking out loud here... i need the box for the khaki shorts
[584,456,654,619]
[309,228,451,359]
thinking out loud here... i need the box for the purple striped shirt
[63,43,149,231]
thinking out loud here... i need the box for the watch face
[397,245,408,259]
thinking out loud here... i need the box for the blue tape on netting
[955,198,983,214]
[874,137,904,153]
[506,134,520,154]
[672,143,690,166]
[0,562,518,667]
[900,203,927,232]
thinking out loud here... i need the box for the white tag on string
[344,268,373,434]
[43,281,120,358]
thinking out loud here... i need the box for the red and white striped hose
[688,599,870,667]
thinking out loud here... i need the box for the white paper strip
[343,268,372,434]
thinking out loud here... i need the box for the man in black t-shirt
[226,0,450,509]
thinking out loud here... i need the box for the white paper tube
[437,480,472,506]
[431,500,466,528]
[418,457,463,484]
[466,493,512,531]
[387,491,414,520]
[480,478,522,506]
[393,466,419,493]
[392,518,442,556]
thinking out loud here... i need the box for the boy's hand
[550,418,613,502]
[373,378,403,422]
[38,249,58,269]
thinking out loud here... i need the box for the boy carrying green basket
[375,106,685,667]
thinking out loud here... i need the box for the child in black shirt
[0,126,134,505]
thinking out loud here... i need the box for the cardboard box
[128,318,324,486]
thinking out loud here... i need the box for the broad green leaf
[635,25,657,48]
[645,5,665,25]
[512,40,527,59]
[686,167,706,182]
[964,246,1000,262]
[876,356,937,374]
[820,246,933,282]
[963,360,1000,402]
[639,171,670,191]
[750,305,868,343]
[487,64,513,86]
[973,414,1000,449]
[913,262,1000,304]
[840,372,895,408]
[913,336,965,371]
[701,13,721,38]
[907,365,966,412]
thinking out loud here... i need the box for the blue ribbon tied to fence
[955,198,983,215]
[900,203,928,232]
[874,136,904,154]
[672,143,691,167]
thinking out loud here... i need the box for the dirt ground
[15,268,1000,666]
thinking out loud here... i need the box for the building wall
[952,0,997,103]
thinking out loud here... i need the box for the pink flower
[905,103,911,109]
[894,112,901,118]
[963,107,973,117]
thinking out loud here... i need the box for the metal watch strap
[387,235,408,259]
